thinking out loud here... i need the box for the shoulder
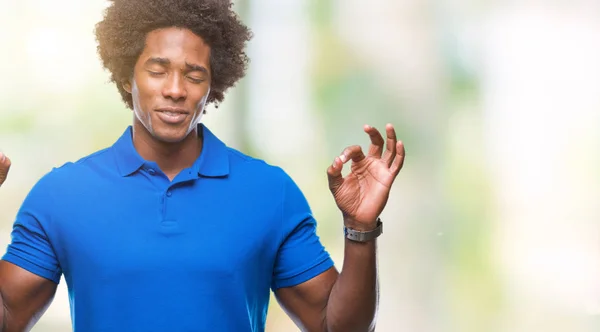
[16,148,111,220]
[222,147,312,216]
[28,148,114,198]
[46,147,112,178]
[225,146,292,186]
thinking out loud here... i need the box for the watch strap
[343,218,383,242]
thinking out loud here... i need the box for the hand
[0,152,11,187]
[327,124,405,231]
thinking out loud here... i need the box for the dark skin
[123,28,212,180]
[0,27,405,332]
[0,153,56,332]
[277,123,404,332]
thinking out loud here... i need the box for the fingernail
[339,155,346,163]
[0,151,4,162]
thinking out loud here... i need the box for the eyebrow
[145,57,208,74]
[185,62,208,74]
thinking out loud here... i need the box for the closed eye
[148,71,165,77]
[187,76,205,84]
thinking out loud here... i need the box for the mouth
[155,108,189,125]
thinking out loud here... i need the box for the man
[0,1,405,331]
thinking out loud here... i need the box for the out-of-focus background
[1,0,599,331]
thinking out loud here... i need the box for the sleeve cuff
[2,253,61,284]
[271,257,334,290]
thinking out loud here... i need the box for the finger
[390,140,405,176]
[364,124,384,158]
[0,152,11,187]
[339,145,365,164]
[327,145,365,193]
[327,156,344,193]
[382,123,397,166]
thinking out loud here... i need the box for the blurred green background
[0,0,599,331]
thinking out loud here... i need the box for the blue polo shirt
[2,125,334,331]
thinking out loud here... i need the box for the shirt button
[148,168,156,175]
[166,191,172,197]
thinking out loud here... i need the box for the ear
[122,80,132,94]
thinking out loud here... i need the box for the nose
[162,73,187,102]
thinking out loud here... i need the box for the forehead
[141,27,211,64]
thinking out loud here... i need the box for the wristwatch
[343,218,383,242]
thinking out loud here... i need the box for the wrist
[343,217,383,242]
[343,217,379,232]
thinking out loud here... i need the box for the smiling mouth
[155,108,189,124]
[156,107,188,114]
[161,111,185,116]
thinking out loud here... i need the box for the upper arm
[275,267,339,332]
[272,170,337,330]
[0,172,62,331]
[271,170,334,290]
[0,260,58,332]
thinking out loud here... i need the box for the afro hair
[95,0,252,109]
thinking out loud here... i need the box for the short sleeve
[271,172,334,290]
[2,176,62,284]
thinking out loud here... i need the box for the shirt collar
[112,126,145,177]
[193,124,230,178]
[112,124,230,178]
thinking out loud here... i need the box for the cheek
[133,80,160,107]
[193,87,211,107]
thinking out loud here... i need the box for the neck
[131,120,203,180]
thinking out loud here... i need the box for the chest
[52,179,281,285]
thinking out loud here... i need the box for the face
[124,27,211,143]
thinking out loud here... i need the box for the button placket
[161,187,180,232]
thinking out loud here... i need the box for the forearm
[0,290,5,332]
[325,235,378,332]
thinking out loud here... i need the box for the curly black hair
[95,0,252,109]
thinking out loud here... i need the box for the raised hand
[326,124,405,230]
[0,152,11,187]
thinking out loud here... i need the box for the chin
[150,125,194,143]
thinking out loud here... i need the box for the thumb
[326,156,344,193]
[0,152,11,187]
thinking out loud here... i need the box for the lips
[155,108,189,125]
